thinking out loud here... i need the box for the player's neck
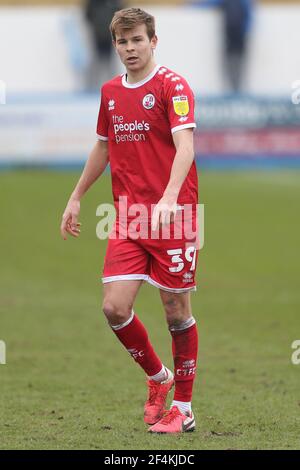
[125,60,157,85]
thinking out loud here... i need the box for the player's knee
[162,295,190,326]
[102,299,132,325]
[163,295,182,316]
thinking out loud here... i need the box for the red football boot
[144,371,174,425]
[148,406,195,434]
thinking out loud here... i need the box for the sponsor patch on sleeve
[172,95,189,116]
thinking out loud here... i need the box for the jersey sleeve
[96,87,109,141]
[163,74,196,134]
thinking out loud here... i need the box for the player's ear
[151,35,158,50]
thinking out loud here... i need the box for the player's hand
[60,198,81,240]
[151,196,178,232]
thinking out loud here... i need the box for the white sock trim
[149,366,172,383]
[110,309,134,331]
[169,316,196,332]
[172,400,192,415]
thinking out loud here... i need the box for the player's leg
[144,215,199,432]
[102,280,173,424]
[102,230,173,424]
[160,289,198,414]
[148,289,198,433]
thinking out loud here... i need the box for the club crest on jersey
[172,95,189,116]
[142,94,155,110]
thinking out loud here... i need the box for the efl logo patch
[172,95,189,116]
[143,94,155,109]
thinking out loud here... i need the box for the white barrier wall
[0,4,299,94]
[0,7,81,92]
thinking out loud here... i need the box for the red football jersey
[97,64,198,215]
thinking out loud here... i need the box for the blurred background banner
[0,0,300,167]
[1,95,300,167]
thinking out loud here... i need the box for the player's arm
[60,140,109,240]
[151,128,194,230]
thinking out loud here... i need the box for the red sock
[171,323,198,402]
[111,313,163,377]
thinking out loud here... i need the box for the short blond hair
[110,7,155,42]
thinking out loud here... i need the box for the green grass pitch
[0,169,299,450]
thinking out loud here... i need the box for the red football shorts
[102,215,199,293]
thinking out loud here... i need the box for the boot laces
[160,407,182,424]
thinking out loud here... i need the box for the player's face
[114,24,157,73]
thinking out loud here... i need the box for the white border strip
[97,134,108,141]
[147,276,196,293]
[102,274,148,283]
[102,274,197,293]
[171,123,196,134]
